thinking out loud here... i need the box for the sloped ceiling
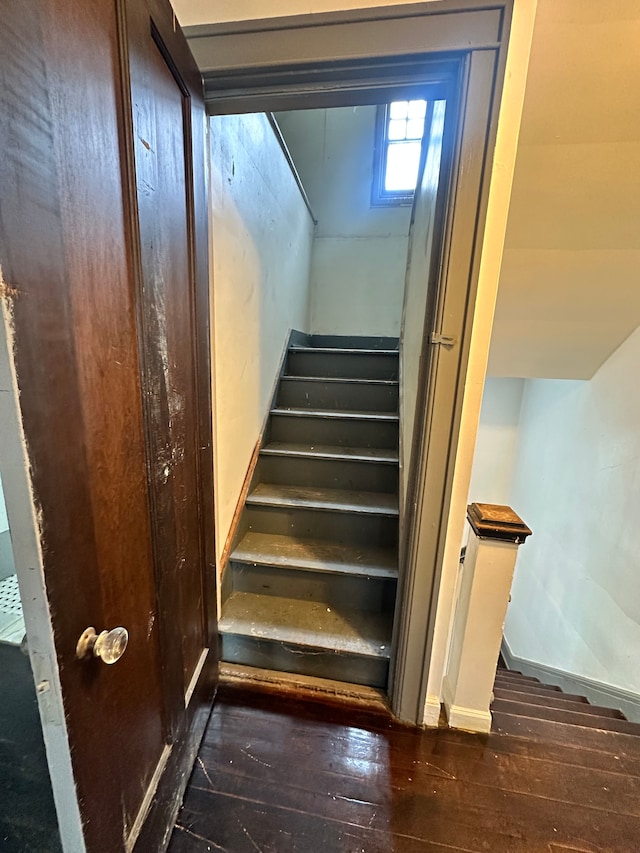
[488,0,640,379]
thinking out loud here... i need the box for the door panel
[0,0,216,851]
[125,0,217,739]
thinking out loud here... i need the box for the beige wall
[209,114,314,564]
[276,106,411,337]
[488,0,640,379]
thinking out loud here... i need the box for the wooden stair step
[219,592,392,659]
[493,686,594,710]
[271,407,399,422]
[261,442,399,464]
[281,375,399,386]
[230,531,397,579]
[492,712,640,767]
[491,698,634,732]
[289,346,399,356]
[247,483,399,516]
[495,671,542,684]
[494,679,563,697]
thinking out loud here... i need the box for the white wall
[276,106,411,337]
[505,324,640,699]
[467,378,524,506]
[210,113,314,562]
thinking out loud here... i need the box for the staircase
[492,666,638,739]
[219,335,400,689]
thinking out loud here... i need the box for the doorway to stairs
[191,2,512,723]
[210,100,444,695]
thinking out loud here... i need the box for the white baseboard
[422,694,442,728]
[442,675,492,733]
[501,637,640,724]
[445,702,492,733]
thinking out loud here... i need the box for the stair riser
[492,700,638,735]
[220,633,389,688]
[245,505,398,548]
[229,562,397,613]
[269,413,399,450]
[287,350,399,381]
[309,335,398,350]
[493,689,621,717]
[257,455,398,494]
[278,378,398,413]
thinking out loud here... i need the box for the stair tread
[492,711,640,758]
[231,531,397,578]
[261,442,399,464]
[247,483,399,515]
[491,698,633,731]
[219,591,393,659]
[289,346,398,356]
[494,681,564,697]
[272,407,399,422]
[281,375,399,386]
[493,686,590,707]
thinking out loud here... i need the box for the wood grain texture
[168,683,640,853]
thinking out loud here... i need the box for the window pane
[389,100,408,120]
[385,141,422,192]
[388,119,407,141]
[406,118,425,139]
[408,99,427,119]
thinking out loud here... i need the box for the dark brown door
[0,0,216,851]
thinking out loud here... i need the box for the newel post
[443,503,532,733]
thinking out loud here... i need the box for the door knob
[76,626,129,664]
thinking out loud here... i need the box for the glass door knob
[76,626,129,664]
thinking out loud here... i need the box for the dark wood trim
[467,503,532,543]
[132,647,218,853]
[219,662,391,717]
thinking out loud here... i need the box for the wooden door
[0,1,216,851]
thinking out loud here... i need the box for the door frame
[185,0,513,724]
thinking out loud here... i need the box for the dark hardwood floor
[167,679,640,852]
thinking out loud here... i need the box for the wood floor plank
[168,685,640,853]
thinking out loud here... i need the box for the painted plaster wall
[504,324,640,698]
[275,106,411,336]
[467,378,525,507]
[209,113,314,562]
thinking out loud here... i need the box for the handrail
[266,113,318,226]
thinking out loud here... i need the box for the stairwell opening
[209,98,447,697]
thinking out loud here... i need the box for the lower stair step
[491,699,634,732]
[494,687,626,718]
[261,442,399,464]
[247,483,399,516]
[231,531,397,579]
[494,678,562,696]
[219,592,392,688]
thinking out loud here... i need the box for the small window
[372,99,428,206]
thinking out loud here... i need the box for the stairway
[492,666,638,739]
[219,335,400,688]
